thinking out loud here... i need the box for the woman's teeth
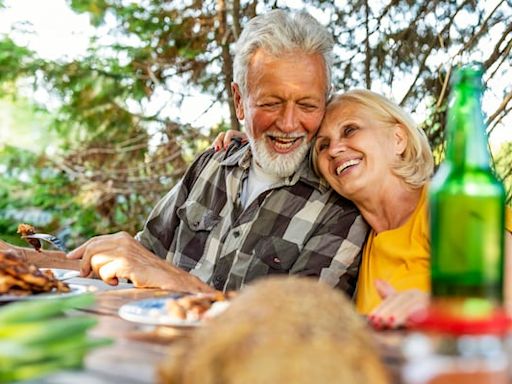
[336,159,360,175]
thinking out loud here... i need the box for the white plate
[41,268,80,280]
[0,284,91,302]
[119,294,203,327]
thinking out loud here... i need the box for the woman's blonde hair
[314,89,433,188]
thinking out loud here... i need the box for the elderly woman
[313,89,433,326]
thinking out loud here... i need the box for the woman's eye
[316,142,329,152]
[344,126,357,136]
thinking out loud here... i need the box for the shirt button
[233,231,240,238]
[273,257,281,264]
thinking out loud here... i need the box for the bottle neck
[445,84,491,171]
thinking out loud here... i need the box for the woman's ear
[393,124,408,156]
[231,83,245,121]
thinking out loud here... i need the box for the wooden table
[22,277,192,384]
[14,276,512,384]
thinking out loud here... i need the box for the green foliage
[0,0,510,244]
[0,145,101,248]
[0,38,34,91]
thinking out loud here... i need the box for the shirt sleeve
[135,179,185,259]
[135,147,217,260]
[290,201,368,297]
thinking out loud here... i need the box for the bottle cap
[408,301,510,336]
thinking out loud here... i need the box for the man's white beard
[249,136,310,178]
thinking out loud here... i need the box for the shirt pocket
[174,201,221,270]
[253,237,300,272]
[176,201,221,232]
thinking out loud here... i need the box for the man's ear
[232,83,245,121]
[393,124,408,156]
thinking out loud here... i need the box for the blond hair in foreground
[158,276,390,384]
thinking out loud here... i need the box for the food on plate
[0,250,70,296]
[158,276,390,384]
[166,291,236,322]
[17,223,41,252]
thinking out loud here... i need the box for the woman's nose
[328,139,346,157]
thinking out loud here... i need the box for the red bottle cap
[408,301,510,336]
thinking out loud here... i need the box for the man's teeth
[336,159,360,175]
[270,136,300,149]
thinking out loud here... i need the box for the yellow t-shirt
[355,186,430,315]
[355,194,512,315]
[506,206,512,232]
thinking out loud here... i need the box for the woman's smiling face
[315,100,406,200]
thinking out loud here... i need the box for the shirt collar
[220,144,330,193]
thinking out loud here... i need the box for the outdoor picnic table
[18,276,510,384]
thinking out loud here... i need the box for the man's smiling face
[233,48,328,177]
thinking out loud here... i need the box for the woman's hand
[368,279,429,330]
[67,231,214,293]
[212,130,248,151]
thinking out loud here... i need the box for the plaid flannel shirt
[136,142,368,295]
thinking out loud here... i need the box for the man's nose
[277,103,298,132]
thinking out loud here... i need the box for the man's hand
[368,279,429,329]
[67,231,214,293]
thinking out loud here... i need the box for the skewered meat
[0,250,70,296]
[17,223,41,252]
[158,276,390,384]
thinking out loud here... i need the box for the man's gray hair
[233,9,333,97]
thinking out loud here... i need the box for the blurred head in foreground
[158,276,389,384]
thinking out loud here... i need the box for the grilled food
[166,291,236,321]
[0,250,70,296]
[17,223,41,252]
[158,276,390,384]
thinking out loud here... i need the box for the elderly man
[9,10,368,295]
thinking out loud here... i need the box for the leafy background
[0,0,511,249]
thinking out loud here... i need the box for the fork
[22,234,68,253]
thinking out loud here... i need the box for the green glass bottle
[429,62,505,309]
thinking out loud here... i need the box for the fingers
[67,232,128,276]
[223,131,238,148]
[213,132,226,151]
[67,236,97,260]
[77,238,107,277]
[213,130,248,152]
[94,256,121,286]
[375,279,396,299]
[369,290,429,330]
